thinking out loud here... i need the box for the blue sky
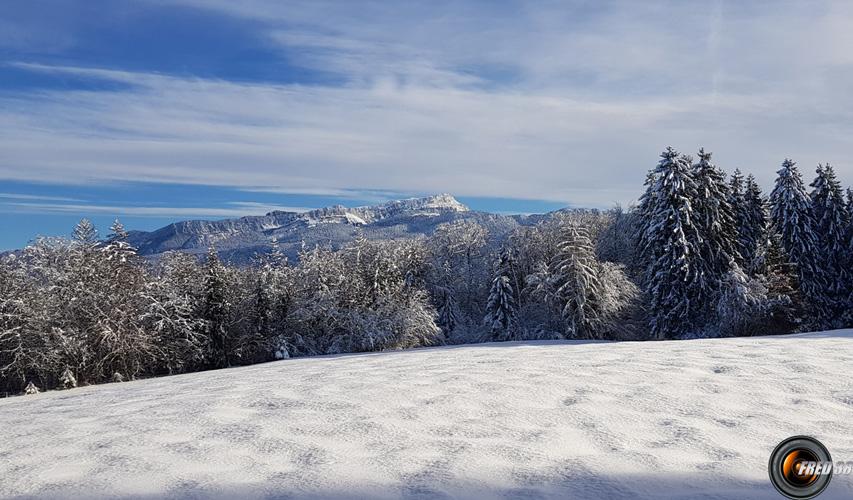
[2,1,853,249]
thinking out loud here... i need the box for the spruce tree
[102,219,137,264]
[551,224,603,339]
[729,168,745,203]
[483,278,517,341]
[846,188,853,217]
[742,175,770,275]
[809,164,849,324]
[483,249,517,340]
[633,170,658,288]
[642,147,703,339]
[202,247,230,368]
[73,219,98,246]
[691,149,740,307]
[729,169,751,268]
[845,189,853,325]
[24,381,40,395]
[770,159,826,325]
[436,288,459,336]
[59,367,77,389]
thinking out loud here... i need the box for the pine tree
[729,169,745,204]
[483,249,517,340]
[24,381,40,395]
[551,224,603,339]
[102,219,138,264]
[762,231,801,330]
[845,188,853,324]
[642,147,703,339]
[691,148,740,310]
[846,188,853,217]
[202,247,231,368]
[101,219,133,257]
[436,288,459,336]
[809,164,849,324]
[73,219,98,246]
[729,169,750,268]
[633,169,658,288]
[108,218,128,240]
[770,159,826,325]
[742,175,770,275]
[60,367,77,389]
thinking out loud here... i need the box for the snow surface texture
[2,332,852,499]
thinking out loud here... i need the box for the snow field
[1,332,852,499]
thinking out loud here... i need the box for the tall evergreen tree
[551,225,603,338]
[770,159,826,324]
[728,169,745,203]
[642,147,703,339]
[809,164,849,324]
[102,219,137,264]
[742,175,770,275]
[846,189,853,324]
[633,169,658,287]
[483,249,517,340]
[691,149,740,308]
[729,169,751,268]
[846,188,853,217]
[73,219,98,247]
[436,288,459,336]
[202,247,231,368]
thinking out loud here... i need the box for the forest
[2,148,852,395]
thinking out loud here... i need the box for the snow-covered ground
[2,332,852,499]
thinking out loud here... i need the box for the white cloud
[0,192,87,203]
[2,1,853,208]
[3,201,312,218]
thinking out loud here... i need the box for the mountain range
[126,194,550,263]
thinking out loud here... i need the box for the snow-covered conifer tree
[102,219,137,264]
[73,219,98,247]
[551,224,603,338]
[436,288,459,336]
[483,249,518,340]
[770,159,826,324]
[741,175,770,275]
[809,164,849,324]
[633,170,658,288]
[691,149,740,299]
[729,169,745,203]
[59,367,77,389]
[729,169,751,267]
[24,381,39,395]
[642,147,703,338]
[846,188,853,218]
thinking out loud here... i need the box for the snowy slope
[1,332,852,499]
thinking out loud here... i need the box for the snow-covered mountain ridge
[287,193,470,227]
[126,194,531,262]
[2,330,852,499]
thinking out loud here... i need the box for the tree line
[2,148,852,394]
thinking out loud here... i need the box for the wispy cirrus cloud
[0,192,87,203]
[1,0,852,212]
[2,200,312,218]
